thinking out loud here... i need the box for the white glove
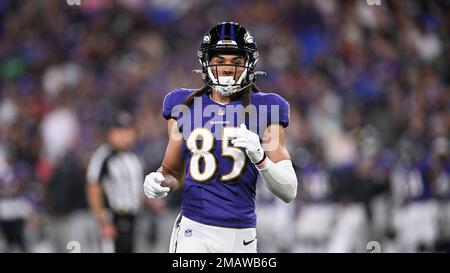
[143,172,170,199]
[231,124,265,164]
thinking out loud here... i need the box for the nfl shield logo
[185,229,192,237]
[218,108,225,116]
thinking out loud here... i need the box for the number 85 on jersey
[186,127,247,182]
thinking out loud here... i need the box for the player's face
[210,54,245,81]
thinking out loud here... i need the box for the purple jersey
[163,88,290,228]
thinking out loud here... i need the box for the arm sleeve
[258,158,298,203]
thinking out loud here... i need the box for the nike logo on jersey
[243,239,255,246]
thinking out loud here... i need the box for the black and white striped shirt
[86,144,144,214]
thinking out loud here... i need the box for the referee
[86,111,144,253]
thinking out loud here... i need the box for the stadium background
[0,0,449,252]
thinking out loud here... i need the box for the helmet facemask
[205,51,255,96]
[206,52,253,96]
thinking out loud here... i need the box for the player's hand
[231,124,265,164]
[143,172,170,199]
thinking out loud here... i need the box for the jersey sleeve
[267,93,290,128]
[162,89,193,120]
[86,146,110,184]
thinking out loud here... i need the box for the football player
[143,22,298,253]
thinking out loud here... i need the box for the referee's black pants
[112,212,136,253]
[0,219,26,252]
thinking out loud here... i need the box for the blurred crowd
[0,0,449,252]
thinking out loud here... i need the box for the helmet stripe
[230,23,235,40]
[220,23,226,40]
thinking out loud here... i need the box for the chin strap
[214,82,252,96]
[192,69,267,96]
